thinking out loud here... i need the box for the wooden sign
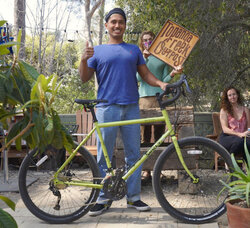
[148,19,199,68]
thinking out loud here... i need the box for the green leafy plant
[0,195,18,228]
[219,137,250,208]
[0,20,73,154]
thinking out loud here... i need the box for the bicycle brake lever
[183,78,192,93]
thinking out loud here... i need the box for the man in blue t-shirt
[79,8,167,216]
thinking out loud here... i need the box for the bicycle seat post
[88,105,98,123]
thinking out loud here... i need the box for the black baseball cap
[105,8,127,23]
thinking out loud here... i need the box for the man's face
[105,14,126,39]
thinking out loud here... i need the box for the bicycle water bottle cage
[156,74,187,109]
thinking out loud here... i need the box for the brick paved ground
[1,170,228,228]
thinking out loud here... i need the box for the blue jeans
[96,103,142,203]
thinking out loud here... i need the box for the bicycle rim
[18,144,100,224]
[153,136,233,224]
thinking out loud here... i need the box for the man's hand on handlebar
[159,82,169,91]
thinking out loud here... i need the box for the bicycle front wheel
[153,136,232,224]
[18,143,100,224]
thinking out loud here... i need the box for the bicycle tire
[18,143,100,224]
[153,136,233,224]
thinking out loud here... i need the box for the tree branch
[207,22,250,47]
[88,0,104,18]
[0,121,35,153]
[229,64,250,86]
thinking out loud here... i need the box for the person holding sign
[79,8,168,216]
[137,31,183,182]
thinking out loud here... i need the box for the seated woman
[219,86,250,160]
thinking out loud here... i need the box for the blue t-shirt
[87,42,145,106]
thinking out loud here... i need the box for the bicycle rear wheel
[153,136,233,224]
[18,143,100,224]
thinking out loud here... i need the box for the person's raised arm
[79,41,95,83]
[137,64,167,91]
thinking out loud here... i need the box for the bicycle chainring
[103,176,126,200]
[102,168,127,201]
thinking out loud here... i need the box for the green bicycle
[18,74,233,224]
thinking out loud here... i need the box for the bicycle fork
[161,109,199,184]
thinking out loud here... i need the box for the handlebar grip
[165,74,186,90]
[157,74,186,108]
[159,86,182,107]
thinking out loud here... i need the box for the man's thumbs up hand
[81,40,94,62]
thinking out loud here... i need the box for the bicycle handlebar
[75,74,188,110]
[156,74,188,108]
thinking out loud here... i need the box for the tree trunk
[84,0,104,46]
[98,0,105,45]
[38,0,45,73]
[14,0,26,60]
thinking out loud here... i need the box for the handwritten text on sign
[148,19,199,68]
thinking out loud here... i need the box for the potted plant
[0,20,73,155]
[219,137,250,228]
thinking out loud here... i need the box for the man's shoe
[88,203,110,216]
[127,200,151,211]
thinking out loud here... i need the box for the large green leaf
[30,82,38,100]
[18,61,39,84]
[0,20,7,27]
[6,120,24,148]
[0,73,8,80]
[0,195,15,210]
[4,74,13,94]
[51,113,63,149]
[0,42,19,49]
[244,137,250,169]
[0,82,6,102]
[20,99,39,110]
[0,209,18,228]
[44,117,54,145]
[0,195,17,228]
[15,29,22,57]
[0,48,10,55]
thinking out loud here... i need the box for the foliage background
[116,0,250,111]
[5,0,249,114]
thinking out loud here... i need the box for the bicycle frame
[53,108,199,189]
